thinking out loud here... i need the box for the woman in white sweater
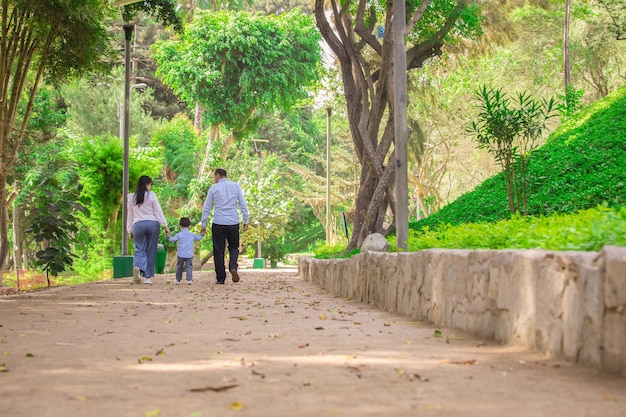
[127,175,170,284]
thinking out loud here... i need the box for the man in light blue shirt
[167,217,204,284]
[200,169,249,284]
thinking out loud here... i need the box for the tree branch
[407,0,432,34]
[406,0,466,70]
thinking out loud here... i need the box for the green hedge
[411,85,626,232]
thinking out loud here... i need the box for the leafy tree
[0,0,181,278]
[71,134,162,257]
[0,0,109,274]
[73,137,125,236]
[62,70,157,144]
[595,0,626,40]
[152,114,200,199]
[240,166,294,251]
[313,0,483,251]
[120,0,182,32]
[12,134,70,274]
[152,9,321,139]
[26,177,89,286]
[468,86,557,215]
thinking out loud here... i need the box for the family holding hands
[126,168,249,285]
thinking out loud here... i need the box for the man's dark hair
[214,168,227,177]
[179,217,191,227]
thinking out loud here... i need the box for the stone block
[602,310,626,378]
[535,253,567,356]
[603,246,626,310]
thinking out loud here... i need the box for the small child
[166,217,204,285]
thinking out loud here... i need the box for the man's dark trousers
[212,223,240,283]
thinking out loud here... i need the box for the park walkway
[0,267,625,417]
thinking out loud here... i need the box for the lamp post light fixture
[100,82,145,139]
[118,82,146,138]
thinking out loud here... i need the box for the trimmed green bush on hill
[411,84,626,232]
[404,205,626,252]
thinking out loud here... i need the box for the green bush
[406,205,626,252]
[411,85,626,233]
[264,238,288,268]
[312,241,359,259]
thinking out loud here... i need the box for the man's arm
[238,185,249,228]
[200,188,214,233]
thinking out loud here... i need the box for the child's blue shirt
[167,229,204,258]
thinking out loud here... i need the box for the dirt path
[0,268,625,417]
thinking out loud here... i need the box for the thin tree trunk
[197,124,219,180]
[11,192,23,289]
[194,101,203,133]
[0,175,9,285]
[109,204,121,254]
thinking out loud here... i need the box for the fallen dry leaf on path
[190,384,238,393]
[441,359,477,365]
[230,401,244,410]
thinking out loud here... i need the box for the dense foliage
[410,84,626,231]
[404,206,626,252]
[153,9,321,136]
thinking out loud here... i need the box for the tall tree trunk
[197,124,220,179]
[0,175,9,285]
[11,194,23,289]
[194,101,204,133]
[314,0,467,251]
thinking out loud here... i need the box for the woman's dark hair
[134,175,152,206]
[179,217,191,227]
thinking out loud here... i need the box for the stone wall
[298,246,626,377]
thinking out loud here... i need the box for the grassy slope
[411,84,626,231]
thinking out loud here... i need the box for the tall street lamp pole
[326,107,332,245]
[251,139,269,259]
[121,23,134,256]
[112,0,144,278]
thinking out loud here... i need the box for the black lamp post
[121,23,133,256]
